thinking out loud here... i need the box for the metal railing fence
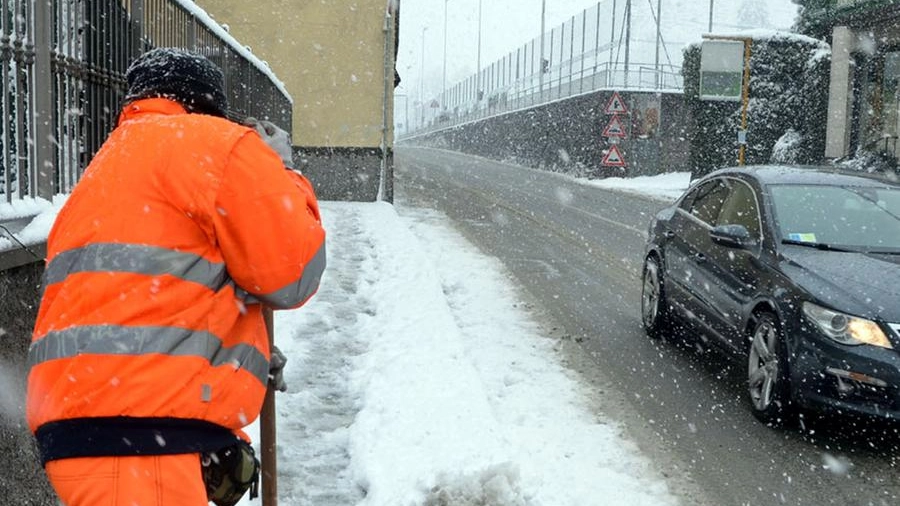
[0,0,291,209]
[406,0,684,136]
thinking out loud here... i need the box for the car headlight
[802,302,893,349]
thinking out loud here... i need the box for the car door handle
[695,252,706,262]
[664,230,675,238]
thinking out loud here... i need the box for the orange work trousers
[45,453,208,506]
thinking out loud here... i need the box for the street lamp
[624,0,632,88]
[443,0,449,109]
[539,0,545,99]
[421,26,427,127]
[655,0,661,88]
[476,0,482,103]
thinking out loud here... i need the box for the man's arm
[212,130,326,309]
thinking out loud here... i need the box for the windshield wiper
[781,239,856,252]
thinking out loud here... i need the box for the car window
[678,186,698,212]
[688,179,729,225]
[770,184,900,250]
[716,180,761,238]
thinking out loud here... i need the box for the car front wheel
[641,255,669,339]
[747,312,793,426]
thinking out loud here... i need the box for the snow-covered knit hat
[125,47,228,117]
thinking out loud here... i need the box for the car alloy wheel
[641,255,668,339]
[747,312,793,425]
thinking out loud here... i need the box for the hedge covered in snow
[682,30,831,178]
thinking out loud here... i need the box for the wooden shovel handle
[261,307,278,506]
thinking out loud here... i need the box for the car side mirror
[710,224,757,249]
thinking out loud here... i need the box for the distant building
[196,1,400,201]
[821,2,900,161]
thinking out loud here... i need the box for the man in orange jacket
[26,47,326,506]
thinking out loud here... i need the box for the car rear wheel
[747,312,793,426]
[641,255,669,339]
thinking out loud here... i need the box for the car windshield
[770,183,900,252]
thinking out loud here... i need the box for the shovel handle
[261,307,278,506]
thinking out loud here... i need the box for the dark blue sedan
[641,165,900,426]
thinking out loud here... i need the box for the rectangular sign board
[699,40,745,102]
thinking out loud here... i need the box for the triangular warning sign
[604,91,628,115]
[601,144,627,167]
[602,114,627,138]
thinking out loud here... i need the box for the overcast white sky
[396,0,799,107]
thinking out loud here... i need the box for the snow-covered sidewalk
[244,195,686,505]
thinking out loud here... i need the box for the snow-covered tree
[683,33,831,177]
[791,0,835,36]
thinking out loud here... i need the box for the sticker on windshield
[788,233,817,242]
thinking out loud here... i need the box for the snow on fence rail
[0,0,292,270]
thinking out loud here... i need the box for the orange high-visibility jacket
[26,98,326,463]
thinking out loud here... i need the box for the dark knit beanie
[125,47,228,117]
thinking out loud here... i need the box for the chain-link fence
[409,0,683,135]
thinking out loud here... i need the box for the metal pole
[580,10,586,94]
[539,0,545,100]
[709,0,714,32]
[420,27,427,126]
[738,39,752,165]
[381,5,394,203]
[655,0,661,89]
[443,0,448,108]
[624,0,631,88]
[609,0,616,87]
[476,0,482,101]
[260,308,277,506]
[33,0,54,200]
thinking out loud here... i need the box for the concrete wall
[406,90,691,179]
[1,261,57,505]
[295,146,389,202]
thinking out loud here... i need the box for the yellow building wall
[198,0,391,148]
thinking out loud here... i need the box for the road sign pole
[738,39,752,166]
[701,35,753,165]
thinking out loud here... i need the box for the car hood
[780,247,900,322]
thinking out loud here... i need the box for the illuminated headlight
[802,302,893,349]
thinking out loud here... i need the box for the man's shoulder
[185,113,249,133]
[171,114,256,146]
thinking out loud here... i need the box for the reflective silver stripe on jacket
[43,243,228,290]
[27,325,269,386]
[256,243,327,309]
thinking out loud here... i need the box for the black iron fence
[0,0,291,269]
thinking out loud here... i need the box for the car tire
[747,311,794,426]
[641,255,670,340]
